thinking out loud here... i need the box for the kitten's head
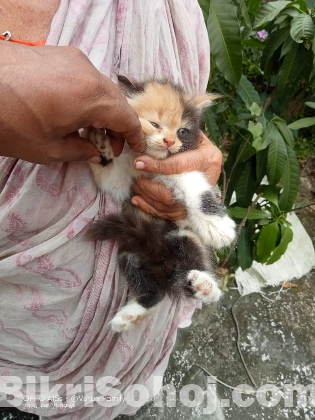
[118,76,219,159]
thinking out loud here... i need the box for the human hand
[131,132,223,220]
[0,42,144,164]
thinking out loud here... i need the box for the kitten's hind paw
[110,301,151,332]
[194,214,236,249]
[188,270,222,304]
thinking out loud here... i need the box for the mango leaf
[274,121,295,148]
[204,106,221,146]
[266,225,293,265]
[243,39,265,48]
[237,142,257,163]
[207,0,242,86]
[248,121,263,139]
[256,121,279,151]
[285,0,310,14]
[290,15,315,43]
[256,148,268,183]
[261,27,290,79]
[278,145,300,211]
[305,102,315,110]
[255,222,280,263]
[280,37,295,59]
[250,102,262,117]
[257,185,281,206]
[277,43,308,99]
[237,227,254,270]
[267,132,288,185]
[237,75,261,109]
[235,159,257,207]
[229,206,270,220]
[254,1,291,28]
[199,0,210,21]
[237,0,253,30]
[287,117,315,129]
[249,0,262,14]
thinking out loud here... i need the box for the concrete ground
[2,165,314,420]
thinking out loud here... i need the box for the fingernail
[135,161,145,170]
[131,198,138,206]
[87,156,102,164]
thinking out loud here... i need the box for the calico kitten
[83,76,236,332]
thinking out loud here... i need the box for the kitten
[83,76,236,332]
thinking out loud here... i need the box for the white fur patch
[110,301,153,332]
[157,172,236,248]
[188,270,222,304]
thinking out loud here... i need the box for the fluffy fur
[83,76,236,332]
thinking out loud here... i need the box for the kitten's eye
[177,128,189,137]
[150,122,160,129]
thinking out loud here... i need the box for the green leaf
[277,43,308,99]
[250,102,262,117]
[235,159,257,207]
[266,225,293,265]
[237,227,254,270]
[257,185,281,206]
[255,222,280,263]
[278,145,300,211]
[237,75,261,109]
[274,122,295,148]
[237,0,253,30]
[198,0,210,21]
[207,0,243,86]
[280,36,295,59]
[248,121,263,139]
[229,206,270,220]
[290,15,315,43]
[285,0,310,14]
[256,148,268,183]
[261,27,290,79]
[243,39,266,48]
[287,117,315,129]
[256,121,279,152]
[249,0,262,14]
[237,141,257,163]
[254,1,291,28]
[305,101,315,110]
[267,132,288,185]
[204,106,221,146]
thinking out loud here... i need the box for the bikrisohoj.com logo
[0,375,314,413]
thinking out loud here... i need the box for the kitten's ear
[117,75,144,97]
[193,93,222,109]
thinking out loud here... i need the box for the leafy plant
[199,0,315,270]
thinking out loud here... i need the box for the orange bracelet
[0,33,46,46]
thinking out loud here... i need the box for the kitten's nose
[163,138,175,148]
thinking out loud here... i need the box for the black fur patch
[100,156,113,167]
[200,191,224,215]
[87,203,212,309]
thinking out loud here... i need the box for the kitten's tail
[87,205,174,250]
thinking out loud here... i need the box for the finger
[131,196,186,220]
[106,130,125,157]
[48,134,101,163]
[133,177,175,206]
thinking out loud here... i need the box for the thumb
[52,134,102,163]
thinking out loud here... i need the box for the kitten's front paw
[82,127,114,166]
[110,302,150,332]
[188,270,222,304]
[194,214,236,249]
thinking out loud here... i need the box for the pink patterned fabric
[0,1,210,418]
